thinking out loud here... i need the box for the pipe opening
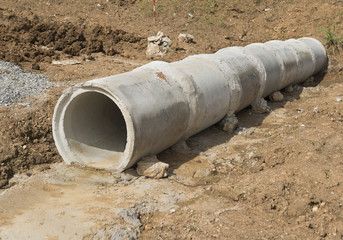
[63,91,127,169]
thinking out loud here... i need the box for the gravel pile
[0,61,52,106]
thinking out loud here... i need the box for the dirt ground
[1,0,343,239]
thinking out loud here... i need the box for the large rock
[219,113,239,132]
[269,91,284,102]
[251,98,271,114]
[146,31,171,57]
[146,43,161,56]
[136,156,169,179]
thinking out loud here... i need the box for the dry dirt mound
[0,9,145,69]
[0,96,61,188]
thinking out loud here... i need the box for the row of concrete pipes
[52,37,327,172]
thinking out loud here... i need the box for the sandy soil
[1,0,343,239]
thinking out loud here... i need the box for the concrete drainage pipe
[53,37,327,172]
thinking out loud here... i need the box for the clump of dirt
[0,95,61,188]
[0,10,145,68]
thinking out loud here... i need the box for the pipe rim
[52,85,135,172]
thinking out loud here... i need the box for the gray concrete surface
[52,37,327,171]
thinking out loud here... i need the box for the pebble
[313,106,319,113]
[187,13,194,18]
[269,91,284,102]
[144,224,152,230]
[251,98,271,114]
[178,33,195,43]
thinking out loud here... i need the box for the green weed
[320,25,342,50]
[205,0,217,14]
[190,225,197,231]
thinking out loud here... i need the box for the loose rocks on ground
[146,31,171,57]
[136,156,169,179]
[0,61,52,106]
[269,91,284,102]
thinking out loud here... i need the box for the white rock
[147,31,164,42]
[269,91,284,102]
[52,60,81,65]
[336,97,342,102]
[162,37,171,43]
[156,31,164,38]
[146,43,161,56]
[178,33,194,43]
[313,106,319,113]
[136,155,169,179]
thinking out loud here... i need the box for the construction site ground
[1,0,343,239]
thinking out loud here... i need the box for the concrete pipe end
[52,86,135,172]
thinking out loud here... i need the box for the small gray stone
[219,113,239,132]
[178,33,194,43]
[251,98,271,114]
[269,91,284,102]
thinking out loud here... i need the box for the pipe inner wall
[63,91,127,169]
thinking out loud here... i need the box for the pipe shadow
[157,70,327,175]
